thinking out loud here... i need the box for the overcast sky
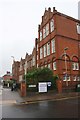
[0,0,79,76]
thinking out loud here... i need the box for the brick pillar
[56,80,62,93]
[20,81,26,97]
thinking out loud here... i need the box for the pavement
[16,90,80,104]
[2,86,80,105]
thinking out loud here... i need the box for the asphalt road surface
[1,87,80,118]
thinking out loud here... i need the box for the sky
[0,0,80,76]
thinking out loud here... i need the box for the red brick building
[3,71,12,81]
[12,7,80,91]
[3,71,12,86]
[36,7,80,89]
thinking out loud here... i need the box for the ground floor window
[63,75,70,81]
[77,76,80,81]
[73,76,77,81]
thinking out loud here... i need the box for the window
[19,64,22,71]
[73,76,77,81]
[53,62,56,70]
[47,42,50,55]
[40,47,43,59]
[77,23,80,34]
[43,27,46,38]
[44,44,47,57]
[50,19,54,32]
[72,62,79,70]
[44,64,47,67]
[77,76,80,81]
[37,64,38,68]
[37,54,38,60]
[32,55,35,66]
[40,30,42,41]
[41,66,43,69]
[48,64,50,69]
[19,75,23,82]
[51,39,55,53]
[46,23,49,36]
[63,75,70,81]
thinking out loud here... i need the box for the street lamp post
[64,47,68,86]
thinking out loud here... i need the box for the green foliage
[24,67,59,90]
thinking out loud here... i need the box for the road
[1,87,80,118]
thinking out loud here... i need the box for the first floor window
[51,39,55,53]
[44,44,47,57]
[43,27,46,38]
[53,62,56,70]
[40,47,43,59]
[47,42,50,55]
[48,64,50,69]
[72,62,79,70]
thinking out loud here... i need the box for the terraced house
[12,7,80,90]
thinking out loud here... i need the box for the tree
[24,67,58,89]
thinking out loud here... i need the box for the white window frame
[32,55,35,66]
[72,62,79,70]
[19,75,23,82]
[44,64,47,67]
[46,23,49,36]
[37,54,38,60]
[44,44,47,57]
[53,62,56,70]
[37,64,38,68]
[51,39,55,53]
[77,76,80,81]
[48,64,50,69]
[40,47,43,59]
[47,42,50,55]
[63,75,70,81]
[43,27,46,38]
[50,19,54,32]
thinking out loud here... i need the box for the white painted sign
[38,82,47,93]
[28,85,36,88]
